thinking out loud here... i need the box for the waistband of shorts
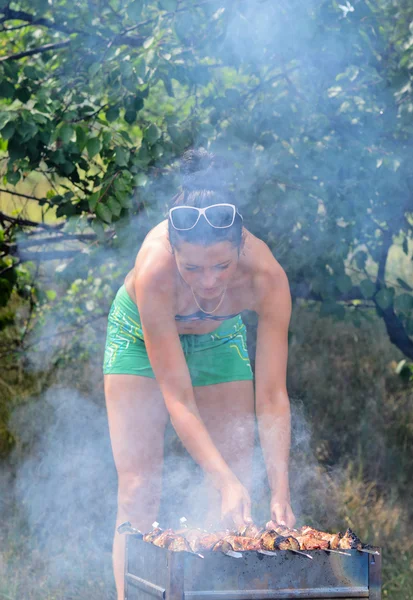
[112,284,245,342]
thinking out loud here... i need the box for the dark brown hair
[168,148,243,249]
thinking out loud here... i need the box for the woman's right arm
[135,263,251,528]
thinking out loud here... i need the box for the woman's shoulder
[134,221,176,289]
[242,229,286,279]
[241,229,289,310]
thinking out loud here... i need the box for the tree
[0,0,412,360]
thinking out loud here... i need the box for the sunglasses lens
[205,205,234,227]
[170,207,199,229]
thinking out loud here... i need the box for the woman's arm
[135,262,251,527]
[254,265,296,527]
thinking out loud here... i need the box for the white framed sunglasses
[169,203,243,231]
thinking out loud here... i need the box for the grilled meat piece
[264,522,328,550]
[337,528,363,550]
[166,536,193,553]
[238,523,264,539]
[212,539,236,554]
[223,535,262,551]
[151,530,192,552]
[177,528,223,553]
[259,529,278,551]
[143,527,164,543]
[274,535,300,551]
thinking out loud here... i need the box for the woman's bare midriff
[123,221,268,335]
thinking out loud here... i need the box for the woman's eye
[217,264,230,270]
[186,266,199,271]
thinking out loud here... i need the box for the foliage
[0,0,411,359]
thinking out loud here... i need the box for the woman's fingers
[271,500,296,528]
[242,493,252,524]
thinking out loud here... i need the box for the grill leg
[368,552,382,600]
[166,551,184,600]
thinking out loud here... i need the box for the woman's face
[174,241,239,299]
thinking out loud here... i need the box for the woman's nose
[202,270,217,287]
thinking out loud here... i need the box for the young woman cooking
[103,149,295,599]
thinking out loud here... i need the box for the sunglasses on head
[169,203,243,231]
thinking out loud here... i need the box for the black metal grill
[124,536,381,600]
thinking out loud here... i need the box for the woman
[103,149,295,599]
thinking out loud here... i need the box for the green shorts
[103,284,253,387]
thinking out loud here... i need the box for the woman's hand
[270,495,296,528]
[220,476,252,529]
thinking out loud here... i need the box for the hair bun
[180,148,231,191]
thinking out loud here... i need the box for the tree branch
[0,40,71,62]
[17,249,83,260]
[0,7,81,35]
[0,188,49,203]
[2,233,97,254]
[0,211,64,231]
[290,280,413,360]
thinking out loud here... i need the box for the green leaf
[144,124,161,145]
[143,36,155,49]
[359,279,375,299]
[402,237,408,255]
[159,0,178,11]
[320,301,346,320]
[127,0,143,20]
[160,74,174,97]
[107,197,122,217]
[8,136,26,161]
[23,66,39,80]
[86,137,101,158]
[59,124,74,143]
[18,120,37,141]
[124,109,137,124]
[15,86,31,103]
[396,278,413,292]
[134,58,146,81]
[134,96,144,111]
[88,62,100,77]
[96,202,112,223]
[375,288,394,310]
[134,173,148,187]
[0,81,15,99]
[354,251,367,270]
[117,193,133,208]
[46,289,57,301]
[394,293,413,314]
[335,274,352,294]
[6,170,20,185]
[105,106,120,122]
[1,121,15,141]
[115,146,130,167]
[88,191,100,212]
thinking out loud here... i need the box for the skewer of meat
[267,521,378,556]
[239,525,312,559]
[264,521,350,556]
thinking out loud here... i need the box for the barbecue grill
[123,534,381,600]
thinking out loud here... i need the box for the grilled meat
[147,529,193,552]
[337,528,363,551]
[264,522,329,550]
[223,535,262,551]
[177,528,224,553]
[143,527,163,543]
[274,535,300,551]
[138,522,371,555]
[238,523,264,539]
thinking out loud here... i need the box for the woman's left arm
[255,265,296,527]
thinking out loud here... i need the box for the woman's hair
[167,148,244,250]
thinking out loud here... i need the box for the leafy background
[0,0,412,597]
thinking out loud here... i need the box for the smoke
[7,387,116,593]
